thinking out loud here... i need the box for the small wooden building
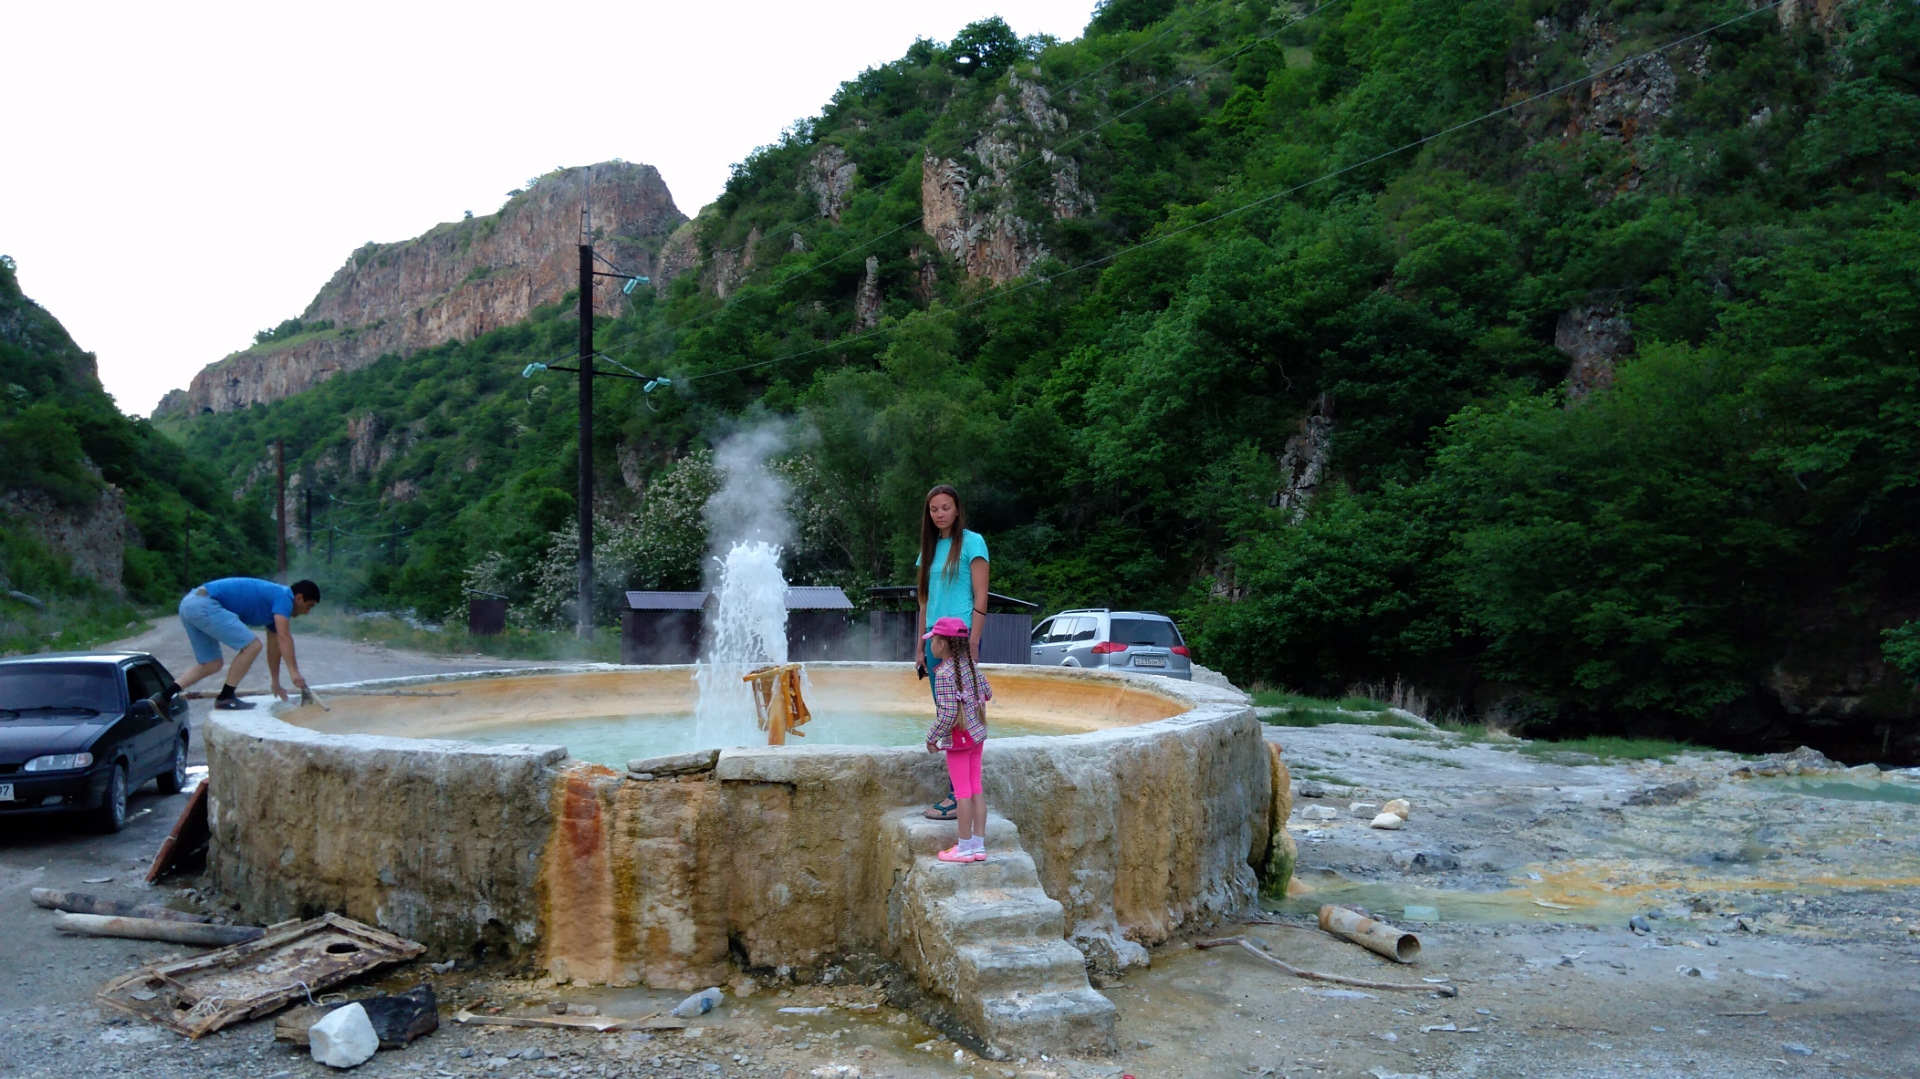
[782,586,855,661]
[621,591,708,665]
[466,593,507,636]
[623,586,858,664]
[865,587,1036,664]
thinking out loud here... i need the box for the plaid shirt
[928,657,991,750]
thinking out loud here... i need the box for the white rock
[310,1002,378,1069]
[1369,813,1405,830]
[1298,805,1340,821]
[1349,802,1380,818]
[1382,798,1412,819]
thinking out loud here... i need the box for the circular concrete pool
[205,662,1289,1056]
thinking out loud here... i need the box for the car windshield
[0,665,121,714]
[1109,618,1182,648]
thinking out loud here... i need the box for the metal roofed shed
[621,586,859,664]
[781,586,854,660]
[621,591,710,664]
[866,587,1037,665]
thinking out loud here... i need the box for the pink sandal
[938,845,974,863]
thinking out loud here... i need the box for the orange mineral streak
[541,765,620,985]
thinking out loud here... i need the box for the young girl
[916,483,989,822]
[924,616,992,862]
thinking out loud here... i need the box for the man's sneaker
[213,696,256,710]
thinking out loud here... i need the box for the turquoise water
[1752,775,1920,806]
[456,711,1074,768]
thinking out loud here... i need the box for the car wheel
[94,762,128,833]
[155,737,187,795]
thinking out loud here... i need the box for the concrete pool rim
[205,660,1288,1019]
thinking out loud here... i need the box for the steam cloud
[703,424,792,566]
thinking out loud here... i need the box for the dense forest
[0,257,264,650]
[171,0,1918,754]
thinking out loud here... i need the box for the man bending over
[172,577,320,709]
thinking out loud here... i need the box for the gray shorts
[179,590,258,664]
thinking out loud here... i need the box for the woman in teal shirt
[916,484,989,820]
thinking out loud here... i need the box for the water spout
[694,540,788,747]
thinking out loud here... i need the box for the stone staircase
[880,808,1117,1057]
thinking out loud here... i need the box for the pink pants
[945,743,984,800]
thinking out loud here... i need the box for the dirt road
[3,660,1915,1078]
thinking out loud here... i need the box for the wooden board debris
[97,913,425,1038]
[145,780,209,884]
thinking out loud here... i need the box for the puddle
[1276,869,1643,925]
[1751,776,1920,806]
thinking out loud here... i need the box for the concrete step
[909,852,1044,898]
[892,811,1023,856]
[978,988,1119,1059]
[880,807,1116,1058]
[956,938,1096,996]
[924,889,1066,941]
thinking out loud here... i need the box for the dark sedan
[0,652,191,832]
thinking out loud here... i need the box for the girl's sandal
[923,795,958,821]
[937,845,974,863]
[969,848,988,863]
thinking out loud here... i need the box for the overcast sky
[3,1,1099,417]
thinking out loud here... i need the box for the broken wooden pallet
[97,913,425,1038]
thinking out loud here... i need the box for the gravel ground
[5,641,1916,1078]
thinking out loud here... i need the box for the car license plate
[1134,656,1166,668]
[0,783,13,802]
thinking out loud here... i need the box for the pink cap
[922,616,969,640]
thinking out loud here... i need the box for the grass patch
[1518,734,1698,763]
[1,594,151,656]
[1262,707,1424,729]
[1433,720,1524,745]
[1254,689,1411,727]
[1251,689,1388,712]
[301,608,620,663]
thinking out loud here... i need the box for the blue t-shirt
[204,577,294,628]
[917,530,989,628]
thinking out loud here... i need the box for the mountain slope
[1,256,263,651]
[159,162,684,415]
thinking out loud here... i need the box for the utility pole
[275,438,287,578]
[182,511,192,589]
[576,233,595,640]
[305,487,313,556]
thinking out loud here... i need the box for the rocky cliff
[163,162,685,415]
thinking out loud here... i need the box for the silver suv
[1028,609,1193,680]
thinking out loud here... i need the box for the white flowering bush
[490,449,721,627]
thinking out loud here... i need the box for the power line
[676,0,1788,386]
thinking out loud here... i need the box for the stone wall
[207,665,1269,988]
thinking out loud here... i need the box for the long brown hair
[916,484,967,605]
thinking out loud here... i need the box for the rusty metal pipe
[31,888,208,923]
[1318,904,1420,963]
[53,912,262,946]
